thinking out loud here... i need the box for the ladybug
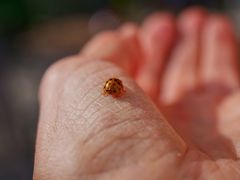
[103,78,125,97]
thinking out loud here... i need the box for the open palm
[34,8,240,180]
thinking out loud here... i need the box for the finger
[81,23,142,76]
[160,8,207,105]
[136,13,176,99]
[118,23,143,77]
[200,16,239,90]
[218,92,240,158]
[34,58,187,179]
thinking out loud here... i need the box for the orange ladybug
[103,78,125,97]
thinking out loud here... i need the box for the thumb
[34,57,187,180]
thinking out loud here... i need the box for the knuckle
[43,57,74,83]
[39,55,82,98]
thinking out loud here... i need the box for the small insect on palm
[103,78,125,97]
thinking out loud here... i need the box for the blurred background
[0,0,239,179]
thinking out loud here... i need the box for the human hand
[34,8,240,179]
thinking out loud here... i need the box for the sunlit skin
[34,7,240,180]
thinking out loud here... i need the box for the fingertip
[141,12,176,43]
[143,12,175,27]
[119,22,139,37]
[179,6,207,19]
[81,30,120,59]
[178,6,208,35]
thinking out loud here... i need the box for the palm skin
[34,8,240,180]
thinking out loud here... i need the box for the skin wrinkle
[84,108,157,146]
[81,93,103,119]
[83,107,144,145]
[106,137,144,163]
[176,149,202,180]
[79,157,164,180]
[78,136,141,177]
[47,137,97,180]
[87,113,155,149]
[202,151,229,180]
[150,152,182,179]
[40,146,63,179]
[112,99,126,110]
[88,132,140,169]
[82,100,104,118]
[79,85,132,133]
[226,160,240,178]
[98,139,142,175]
[214,163,230,180]
[37,103,61,169]
[64,64,113,108]
[218,160,240,179]
[234,162,240,175]
[141,136,179,164]
[60,102,87,126]
[82,84,148,129]
[101,138,161,178]
[56,103,86,140]
[81,135,177,179]
[114,137,157,165]
[179,141,235,179]
[203,160,227,180]
[230,162,240,178]
[38,104,56,142]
